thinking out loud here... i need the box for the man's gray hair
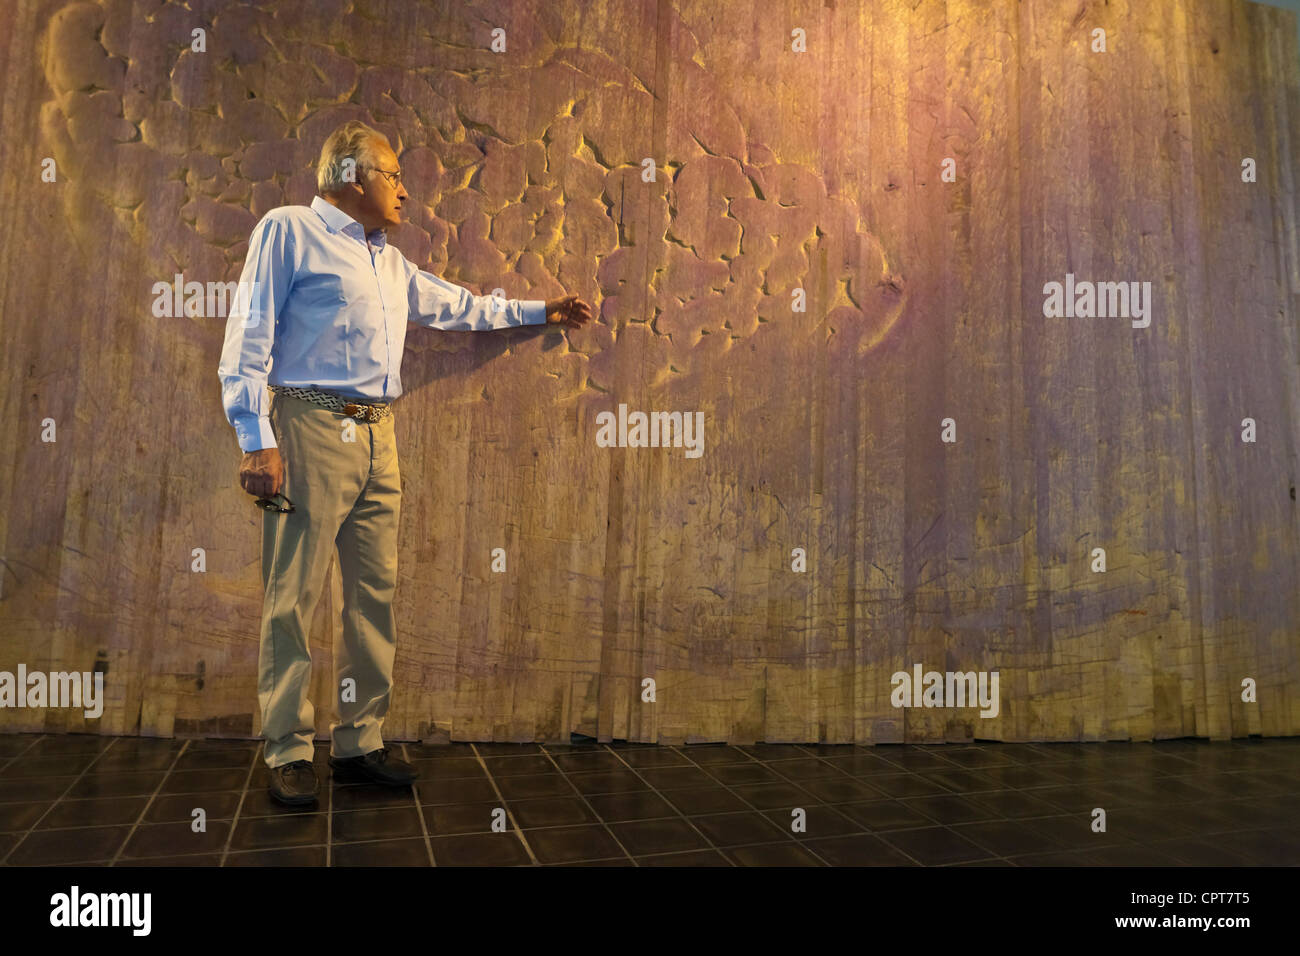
[316,120,390,193]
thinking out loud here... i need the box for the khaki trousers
[257,391,400,768]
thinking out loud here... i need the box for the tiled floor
[0,734,1296,866]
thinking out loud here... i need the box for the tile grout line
[402,743,436,866]
[470,742,548,866]
[601,744,815,866]
[218,744,262,867]
[1,736,123,866]
[107,739,193,866]
[4,736,1296,866]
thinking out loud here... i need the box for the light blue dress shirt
[218,195,547,452]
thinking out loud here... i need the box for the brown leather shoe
[268,759,319,806]
[329,747,418,786]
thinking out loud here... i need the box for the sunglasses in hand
[255,492,295,513]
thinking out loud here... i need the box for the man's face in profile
[359,140,408,232]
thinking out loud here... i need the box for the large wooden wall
[0,0,1297,744]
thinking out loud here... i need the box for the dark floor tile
[0,832,17,859]
[6,825,129,865]
[89,750,181,774]
[1023,814,1136,849]
[879,826,989,865]
[1029,784,1124,813]
[120,820,230,859]
[759,804,863,839]
[636,766,724,790]
[421,802,506,835]
[1009,850,1094,866]
[701,763,787,788]
[608,817,711,855]
[1073,844,1183,866]
[0,776,75,803]
[1156,799,1265,834]
[901,794,1001,825]
[116,853,221,866]
[229,812,327,851]
[636,849,730,866]
[143,791,242,824]
[501,795,596,828]
[681,745,755,766]
[722,841,828,866]
[624,787,739,818]
[977,765,1074,789]
[38,796,147,829]
[328,782,414,812]
[0,801,50,832]
[429,830,532,865]
[184,738,264,751]
[1148,837,1255,865]
[918,769,1003,794]
[161,768,248,795]
[417,775,499,804]
[404,743,479,759]
[861,774,950,798]
[67,772,164,800]
[225,846,326,866]
[966,789,1062,819]
[470,743,544,755]
[874,749,960,772]
[524,825,627,864]
[0,754,96,777]
[822,753,907,776]
[481,755,555,776]
[27,736,112,756]
[405,757,486,780]
[549,751,627,773]
[582,789,676,821]
[688,811,790,848]
[952,820,1064,857]
[759,758,857,782]
[945,856,1014,866]
[566,770,653,795]
[332,806,423,843]
[793,775,890,804]
[838,799,936,832]
[1214,829,1300,865]
[938,748,1017,770]
[728,781,823,810]
[172,748,256,772]
[1103,806,1199,842]
[616,748,692,769]
[800,833,918,865]
[332,838,429,866]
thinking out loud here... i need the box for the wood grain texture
[0,0,1297,744]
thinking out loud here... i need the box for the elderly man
[218,120,592,806]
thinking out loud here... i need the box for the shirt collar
[311,195,387,250]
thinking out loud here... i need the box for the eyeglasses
[255,493,295,513]
[367,166,403,188]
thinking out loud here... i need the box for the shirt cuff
[523,300,547,326]
[235,415,277,453]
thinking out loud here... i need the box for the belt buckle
[342,402,368,421]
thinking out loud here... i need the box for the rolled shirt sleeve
[217,216,294,452]
[406,258,546,331]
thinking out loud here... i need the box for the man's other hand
[240,447,284,499]
[545,295,594,328]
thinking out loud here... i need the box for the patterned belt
[269,385,392,423]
